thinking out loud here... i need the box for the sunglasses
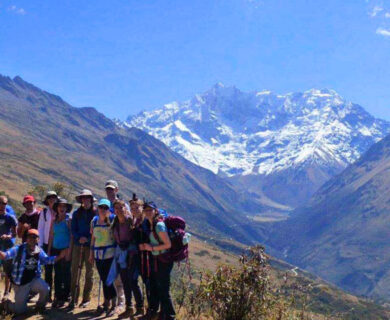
[0,202,7,205]
[28,235,39,239]
[98,205,109,211]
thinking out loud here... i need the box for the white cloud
[8,5,26,15]
[376,27,390,37]
[370,5,384,17]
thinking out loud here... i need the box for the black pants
[119,254,143,308]
[52,248,71,301]
[43,244,54,297]
[96,258,117,301]
[149,257,175,320]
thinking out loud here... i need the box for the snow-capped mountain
[124,84,390,207]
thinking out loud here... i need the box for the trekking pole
[74,244,84,305]
[146,251,150,279]
[97,280,102,312]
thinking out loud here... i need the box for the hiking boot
[57,300,66,308]
[143,309,159,320]
[79,300,90,308]
[34,305,48,315]
[106,305,117,317]
[66,301,76,311]
[134,306,144,317]
[1,292,10,302]
[96,303,108,315]
[52,299,59,308]
[118,306,134,318]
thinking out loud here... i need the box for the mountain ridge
[124,84,390,207]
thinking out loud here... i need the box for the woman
[140,201,175,320]
[112,199,143,317]
[89,199,117,316]
[48,198,72,308]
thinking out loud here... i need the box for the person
[104,179,126,308]
[38,190,58,301]
[112,199,144,317]
[89,199,117,316]
[0,196,18,301]
[140,202,175,320]
[69,189,96,310]
[48,198,72,308]
[17,195,40,242]
[0,229,66,315]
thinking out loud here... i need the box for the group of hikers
[0,179,189,320]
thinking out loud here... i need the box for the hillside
[0,74,266,244]
[4,237,390,320]
[268,133,390,300]
[125,84,390,208]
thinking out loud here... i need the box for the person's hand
[23,223,30,230]
[88,253,94,265]
[143,244,153,252]
[55,251,65,262]
[139,244,145,251]
[64,248,71,261]
[0,235,10,240]
[79,237,88,244]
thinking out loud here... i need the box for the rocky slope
[125,84,390,207]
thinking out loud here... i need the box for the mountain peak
[126,85,390,177]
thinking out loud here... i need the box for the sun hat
[75,189,97,203]
[43,191,58,206]
[53,198,73,213]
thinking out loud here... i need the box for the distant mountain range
[124,84,390,207]
[0,74,266,244]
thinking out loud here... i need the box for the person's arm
[144,223,171,252]
[0,246,19,260]
[1,217,17,241]
[17,217,29,239]
[88,224,95,265]
[47,221,54,256]
[37,211,45,247]
[39,249,63,265]
[71,211,81,244]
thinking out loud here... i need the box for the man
[69,189,96,309]
[37,190,58,302]
[17,195,40,242]
[0,196,17,301]
[0,229,65,315]
[105,180,126,309]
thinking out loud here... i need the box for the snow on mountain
[124,84,390,181]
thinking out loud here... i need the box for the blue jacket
[6,205,15,216]
[4,244,56,285]
[71,207,96,246]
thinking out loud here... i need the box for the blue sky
[0,0,390,120]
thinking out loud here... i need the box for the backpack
[152,215,190,263]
